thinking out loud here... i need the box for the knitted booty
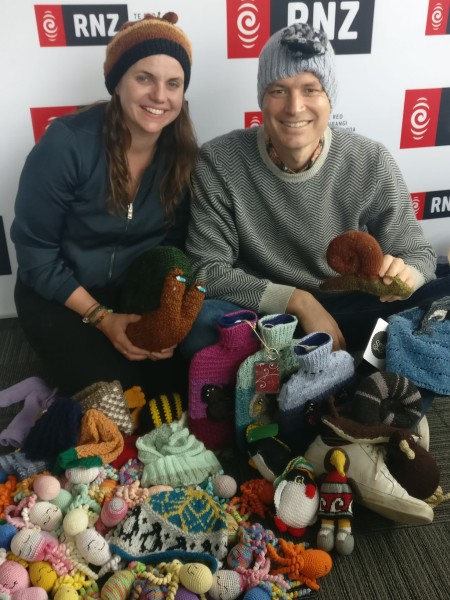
[235,314,300,451]
[277,332,355,449]
[189,309,261,450]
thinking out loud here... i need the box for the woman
[11,12,197,399]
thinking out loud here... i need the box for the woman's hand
[379,255,416,302]
[97,312,175,361]
[286,289,346,351]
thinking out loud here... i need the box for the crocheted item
[136,392,185,435]
[22,396,82,462]
[277,331,354,448]
[189,310,261,451]
[124,386,147,432]
[273,458,319,538]
[108,488,228,570]
[235,314,301,451]
[266,538,332,591]
[54,409,124,473]
[228,480,275,520]
[319,230,412,298]
[0,377,57,448]
[73,381,133,436]
[386,297,450,395]
[0,560,30,596]
[136,421,222,487]
[0,452,51,481]
[321,372,422,444]
[121,247,205,353]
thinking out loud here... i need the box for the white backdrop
[1,0,449,317]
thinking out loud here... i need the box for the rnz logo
[35,4,128,47]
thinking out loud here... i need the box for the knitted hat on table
[319,231,413,298]
[136,421,222,488]
[257,22,337,108]
[104,11,192,94]
[108,487,228,571]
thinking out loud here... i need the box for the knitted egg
[100,569,135,600]
[33,474,61,500]
[65,466,100,484]
[101,497,128,527]
[29,501,63,531]
[209,570,244,600]
[212,475,237,499]
[63,507,89,536]
[50,488,73,513]
[29,561,58,591]
[0,560,30,594]
[179,563,213,594]
[75,528,112,566]
[53,584,79,600]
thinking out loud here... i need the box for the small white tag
[363,318,389,370]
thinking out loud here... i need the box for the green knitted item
[320,274,412,298]
[121,246,195,314]
[53,448,102,473]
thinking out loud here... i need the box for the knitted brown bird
[320,230,412,298]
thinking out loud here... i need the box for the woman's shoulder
[46,103,106,140]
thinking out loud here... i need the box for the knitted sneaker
[304,435,434,525]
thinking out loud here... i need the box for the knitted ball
[63,507,89,537]
[29,501,63,531]
[50,488,73,513]
[209,570,243,600]
[101,497,129,528]
[53,584,79,600]
[212,474,238,499]
[13,589,48,600]
[100,569,135,600]
[104,12,192,94]
[0,560,30,592]
[179,563,213,594]
[353,371,422,430]
[33,474,61,500]
[76,528,112,566]
[65,466,100,484]
[0,523,18,550]
[29,561,58,591]
[227,542,254,570]
[243,588,271,600]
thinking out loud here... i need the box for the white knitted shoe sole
[415,416,430,451]
[305,436,434,525]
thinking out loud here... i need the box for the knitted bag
[108,487,228,571]
[386,297,450,395]
[189,309,261,450]
[235,314,300,451]
[73,380,134,435]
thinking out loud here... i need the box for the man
[183,22,446,357]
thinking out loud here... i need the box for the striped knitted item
[104,12,192,94]
[136,392,184,434]
[235,314,300,451]
[189,309,261,450]
[277,332,355,442]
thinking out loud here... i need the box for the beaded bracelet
[91,308,113,326]
[82,305,113,325]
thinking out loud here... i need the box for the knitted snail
[320,230,412,298]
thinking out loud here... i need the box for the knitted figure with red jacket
[189,310,261,450]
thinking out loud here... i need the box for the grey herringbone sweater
[186,126,436,314]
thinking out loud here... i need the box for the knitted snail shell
[326,230,383,278]
[353,371,422,430]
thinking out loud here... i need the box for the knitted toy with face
[121,246,205,352]
[320,230,412,298]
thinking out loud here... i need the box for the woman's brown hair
[102,94,198,222]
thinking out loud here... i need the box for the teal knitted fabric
[277,331,355,441]
[235,314,300,450]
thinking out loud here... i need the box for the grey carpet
[0,317,449,599]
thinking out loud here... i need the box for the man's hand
[286,289,346,351]
[379,255,416,302]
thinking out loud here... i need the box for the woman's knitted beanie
[104,12,192,94]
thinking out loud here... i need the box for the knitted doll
[320,230,412,298]
[120,246,205,352]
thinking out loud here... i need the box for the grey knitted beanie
[257,22,337,108]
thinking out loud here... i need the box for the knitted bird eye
[280,23,328,57]
[175,274,186,283]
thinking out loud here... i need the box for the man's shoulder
[330,126,387,152]
[200,126,258,154]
